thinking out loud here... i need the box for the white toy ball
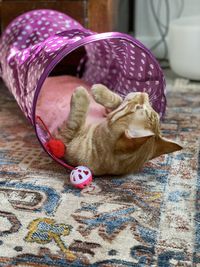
[70,166,93,189]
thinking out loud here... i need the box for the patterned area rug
[0,77,199,267]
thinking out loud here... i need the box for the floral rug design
[0,79,199,266]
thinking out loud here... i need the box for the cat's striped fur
[56,84,182,175]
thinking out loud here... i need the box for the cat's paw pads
[72,86,90,104]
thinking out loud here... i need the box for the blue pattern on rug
[0,181,60,215]
[0,80,199,265]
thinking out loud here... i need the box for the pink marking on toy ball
[69,166,93,189]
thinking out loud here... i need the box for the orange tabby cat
[56,84,182,175]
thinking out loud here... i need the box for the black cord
[150,0,170,59]
[149,0,185,60]
[177,0,185,18]
[157,1,168,30]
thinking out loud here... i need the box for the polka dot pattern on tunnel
[0,9,166,124]
[83,39,166,116]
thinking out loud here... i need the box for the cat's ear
[115,128,154,153]
[151,137,183,159]
[125,128,155,139]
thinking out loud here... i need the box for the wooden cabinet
[0,0,119,34]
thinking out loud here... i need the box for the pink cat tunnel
[0,9,166,171]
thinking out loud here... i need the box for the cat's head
[107,92,182,160]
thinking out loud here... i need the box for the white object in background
[169,16,200,80]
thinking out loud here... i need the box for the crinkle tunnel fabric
[0,9,166,125]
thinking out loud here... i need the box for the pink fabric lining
[36,76,106,133]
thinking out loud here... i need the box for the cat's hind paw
[71,86,90,108]
[91,84,109,104]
